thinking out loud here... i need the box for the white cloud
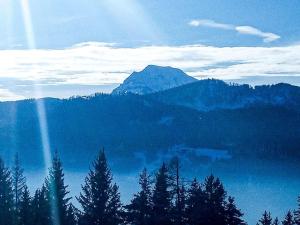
[0,88,24,101]
[235,26,280,43]
[189,19,233,30]
[0,42,300,100]
[189,19,280,43]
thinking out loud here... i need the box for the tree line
[0,150,299,225]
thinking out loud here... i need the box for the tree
[0,157,14,225]
[126,168,152,225]
[257,211,272,225]
[107,183,123,225]
[45,151,72,225]
[151,163,172,225]
[65,204,77,225]
[225,196,246,225]
[78,150,122,225]
[186,178,205,225]
[283,211,295,225]
[12,153,26,224]
[19,186,33,225]
[169,157,186,225]
[295,196,300,225]
[273,217,279,225]
[203,175,227,225]
[32,186,50,225]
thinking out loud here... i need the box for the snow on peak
[112,65,197,95]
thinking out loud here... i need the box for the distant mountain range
[0,65,299,170]
[113,65,300,111]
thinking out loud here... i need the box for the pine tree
[12,153,26,209]
[225,196,246,225]
[186,178,205,225]
[151,163,172,225]
[257,211,272,225]
[32,186,50,225]
[0,157,14,225]
[12,153,26,225]
[45,151,72,225]
[19,186,33,225]
[203,175,227,225]
[65,204,77,225]
[295,196,300,225]
[126,168,152,225]
[78,150,122,225]
[169,157,186,225]
[107,183,123,225]
[273,217,279,225]
[282,211,295,225]
[174,184,186,225]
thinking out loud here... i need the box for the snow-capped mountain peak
[112,65,197,95]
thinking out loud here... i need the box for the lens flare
[20,2,58,224]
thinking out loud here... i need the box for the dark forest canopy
[0,92,299,169]
[0,151,299,225]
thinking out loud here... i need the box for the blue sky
[0,0,300,100]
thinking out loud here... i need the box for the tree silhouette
[12,153,27,224]
[126,168,152,225]
[225,196,246,225]
[203,175,227,225]
[186,178,205,225]
[0,157,14,225]
[282,211,295,225]
[19,186,33,225]
[45,152,72,225]
[32,186,50,225]
[78,150,122,225]
[152,163,172,225]
[257,211,272,225]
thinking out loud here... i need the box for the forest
[0,150,299,225]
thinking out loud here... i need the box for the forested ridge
[0,151,299,225]
[0,93,299,169]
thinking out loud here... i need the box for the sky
[0,0,300,100]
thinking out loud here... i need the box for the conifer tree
[282,211,295,225]
[0,157,14,225]
[203,175,227,225]
[32,186,50,225]
[174,184,186,225]
[107,183,123,225]
[151,163,172,225]
[65,204,77,225]
[186,178,205,225]
[126,169,152,225]
[12,153,26,224]
[273,217,279,225]
[295,196,300,225]
[78,150,122,225]
[45,151,72,225]
[225,196,246,225]
[257,211,272,225]
[169,157,186,225]
[12,153,26,209]
[19,186,33,225]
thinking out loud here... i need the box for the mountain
[0,94,299,171]
[149,79,300,111]
[112,65,197,95]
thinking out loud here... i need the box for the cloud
[189,19,233,30]
[0,88,24,101]
[0,42,300,100]
[189,19,280,43]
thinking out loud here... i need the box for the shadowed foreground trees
[0,151,299,225]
